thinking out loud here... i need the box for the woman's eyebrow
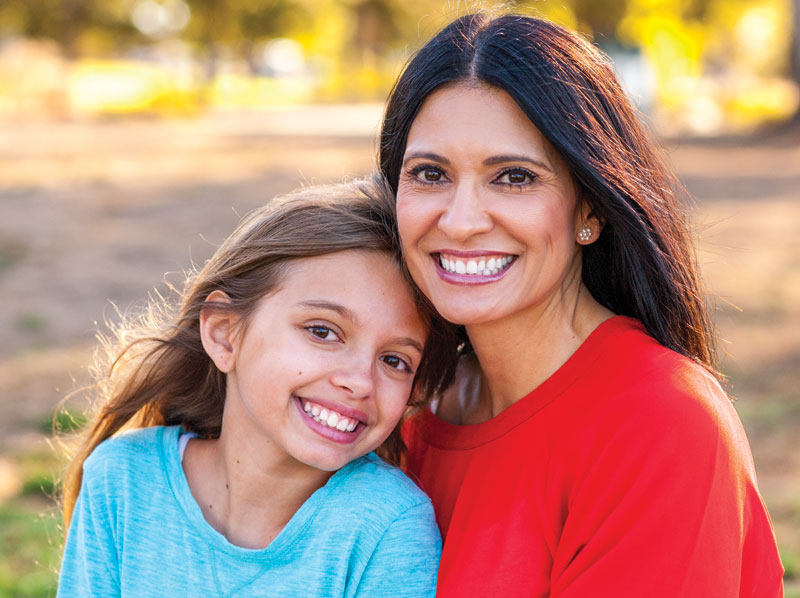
[483,154,553,173]
[402,151,450,166]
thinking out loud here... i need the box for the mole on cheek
[297,371,302,375]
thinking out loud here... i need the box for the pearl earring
[577,227,592,242]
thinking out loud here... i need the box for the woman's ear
[200,290,238,374]
[575,201,605,246]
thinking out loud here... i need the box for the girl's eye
[307,325,340,342]
[495,168,536,187]
[381,354,413,374]
[408,165,446,185]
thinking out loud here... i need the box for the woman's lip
[294,396,367,424]
[294,398,365,444]
[432,249,515,258]
[432,255,514,285]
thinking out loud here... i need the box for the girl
[57,176,457,597]
[380,12,784,598]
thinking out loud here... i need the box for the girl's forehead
[270,250,426,330]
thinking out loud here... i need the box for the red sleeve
[550,364,784,597]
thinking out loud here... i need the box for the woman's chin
[437,303,507,328]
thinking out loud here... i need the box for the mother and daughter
[59,11,784,598]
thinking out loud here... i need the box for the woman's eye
[381,354,413,374]
[496,168,536,186]
[307,326,340,342]
[409,165,446,184]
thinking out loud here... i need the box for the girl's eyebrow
[298,300,424,354]
[298,300,358,323]
[394,337,424,355]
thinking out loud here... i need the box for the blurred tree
[793,0,800,89]
[0,0,145,57]
[181,0,311,78]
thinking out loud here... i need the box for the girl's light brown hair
[61,174,459,527]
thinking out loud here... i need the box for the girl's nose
[437,181,493,241]
[330,358,375,399]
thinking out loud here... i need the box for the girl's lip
[293,398,365,445]
[295,396,367,424]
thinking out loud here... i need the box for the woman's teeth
[302,400,359,432]
[438,254,515,276]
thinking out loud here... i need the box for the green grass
[0,501,60,597]
[38,407,88,436]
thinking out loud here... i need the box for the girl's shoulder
[325,453,434,518]
[84,425,179,477]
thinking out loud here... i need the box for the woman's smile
[433,251,517,284]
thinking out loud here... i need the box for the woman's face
[396,83,592,328]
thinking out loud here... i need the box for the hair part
[61,174,459,527]
[380,12,718,376]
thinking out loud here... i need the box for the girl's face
[208,250,427,473]
[396,83,595,328]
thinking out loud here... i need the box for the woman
[379,12,784,598]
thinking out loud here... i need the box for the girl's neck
[459,282,613,424]
[183,425,333,550]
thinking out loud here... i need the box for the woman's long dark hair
[62,174,459,527]
[380,13,718,375]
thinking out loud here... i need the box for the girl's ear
[200,290,238,374]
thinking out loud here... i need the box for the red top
[404,317,784,597]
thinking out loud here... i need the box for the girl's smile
[296,396,365,441]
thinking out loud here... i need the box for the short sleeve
[353,501,442,598]
[549,368,784,597]
[57,458,121,597]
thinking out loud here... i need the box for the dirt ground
[1,107,799,576]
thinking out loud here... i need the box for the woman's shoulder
[586,337,750,466]
[592,318,726,406]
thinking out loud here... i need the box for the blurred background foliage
[0,0,798,132]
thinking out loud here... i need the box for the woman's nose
[437,181,493,241]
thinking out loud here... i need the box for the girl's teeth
[302,400,359,433]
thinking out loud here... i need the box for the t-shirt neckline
[159,425,369,560]
[419,315,641,449]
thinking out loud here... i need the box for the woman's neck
[459,282,613,424]
[183,420,333,549]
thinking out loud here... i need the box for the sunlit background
[0,1,798,595]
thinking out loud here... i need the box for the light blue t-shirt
[58,425,441,597]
